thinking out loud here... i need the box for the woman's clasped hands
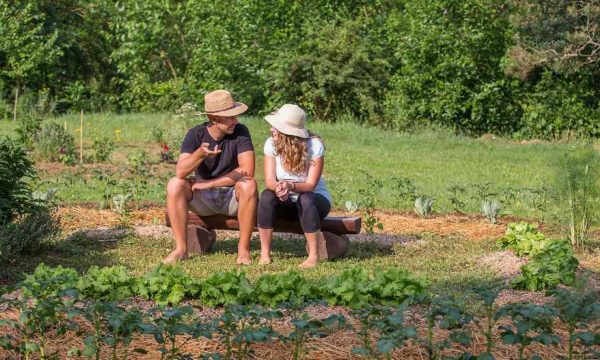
[275,180,294,201]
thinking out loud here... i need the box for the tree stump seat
[165,211,361,260]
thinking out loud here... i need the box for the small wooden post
[13,86,18,121]
[79,109,84,163]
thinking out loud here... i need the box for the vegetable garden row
[1,259,599,359]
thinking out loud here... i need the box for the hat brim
[196,102,248,117]
[265,114,310,138]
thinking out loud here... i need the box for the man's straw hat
[196,89,248,117]
[264,104,309,138]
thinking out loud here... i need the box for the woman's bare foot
[299,256,318,269]
[163,250,188,264]
[259,255,272,265]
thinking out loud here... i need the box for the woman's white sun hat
[264,104,309,138]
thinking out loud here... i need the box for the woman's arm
[286,156,323,193]
[264,154,278,191]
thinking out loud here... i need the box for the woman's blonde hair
[273,132,321,174]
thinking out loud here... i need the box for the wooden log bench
[165,211,361,260]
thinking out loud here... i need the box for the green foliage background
[1,0,599,139]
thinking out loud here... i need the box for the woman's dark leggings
[257,190,331,233]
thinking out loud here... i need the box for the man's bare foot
[163,250,188,264]
[299,257,318,269]
[259,255,272,265]
[236,255,252,265]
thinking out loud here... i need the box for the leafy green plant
[254,271,313,308]
[496,222,548,257]
[0,294,75,360]
[286,313,346,360]
[136,265,199,305]
[92,135,114,163]
[421,296,474,360]
[19,263,79,299]
[552,288,600,360]
[370,268,427,306]
[127,150,149,176]
[77,266,136,301]
[358,171,384,234]
[372,304,418,357]
[320,267,373,308]
[71,301,145,360]
[212,304,281,360]
[391,176,417,210]
[112,193,132,215]
[497,303,560,360]
[511,240,579,291]
[344,200,359,213]
[199,270,255,307]
[142,305,209,360]
[481,199,501,224]
[35,122,76,164]
[447,185,467,213]
[414,196,434,219]
[473,288,500,358]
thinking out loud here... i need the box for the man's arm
[175,143,221,179]
[191,150,255,190]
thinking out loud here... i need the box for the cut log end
[305,232,350,260]
[186,225,216,254]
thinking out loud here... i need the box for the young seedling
[286,313,346,360]
[496,303,560,360]
[212,304,281,360]
[473,288,500,358]
[70,300,145,360]
[421,296,473,360]
[142,305,205,360]
[552,288,600,360]
[481,200,501,224]
[414,196,434,219]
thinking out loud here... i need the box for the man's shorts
[188,186,238,217]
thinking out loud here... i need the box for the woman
[257,104,332,268]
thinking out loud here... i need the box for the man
[164,89,257,265]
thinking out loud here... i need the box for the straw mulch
[57,206,506,241]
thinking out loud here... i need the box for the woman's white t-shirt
[263,137,332,204]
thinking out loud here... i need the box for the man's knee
[235,177,257,199]
[167,177,191,198]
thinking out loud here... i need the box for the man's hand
[191,179,212,192]
[197,143,221,159]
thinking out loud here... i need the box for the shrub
[35,122,76,164]
[0,205,60,262]
[0,137,35,224]
[518,71,600,139]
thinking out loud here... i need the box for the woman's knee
[259,189,278,203]
[298,192,316,208]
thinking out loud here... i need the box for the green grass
[2,113,590,220]
[1,231,500,299]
